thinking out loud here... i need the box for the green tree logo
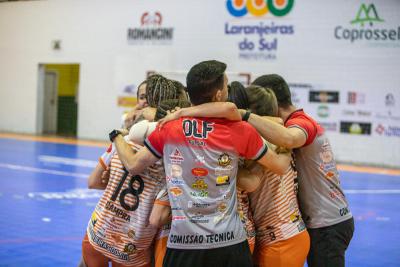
[350,3,384,26]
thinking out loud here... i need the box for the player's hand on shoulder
[158,107,182,129]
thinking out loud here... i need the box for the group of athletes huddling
[81,60,354,267]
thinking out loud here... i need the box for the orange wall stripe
[337,164,400,176]
[0,132,108,148]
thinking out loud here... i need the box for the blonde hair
[246,85,278,117]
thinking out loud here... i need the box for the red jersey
[145,117,268,249]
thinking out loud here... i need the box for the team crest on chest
[218,153,232,167]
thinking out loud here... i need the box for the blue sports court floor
[0,135,399,267]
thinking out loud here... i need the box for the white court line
[344,189,400,194]
[0,163,89,179]
[1,163,400,194]
[38,155,97,168]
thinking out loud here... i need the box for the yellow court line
[0,132,399,176]
[0,132,108,147]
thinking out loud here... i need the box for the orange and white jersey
[87,141,165,266]
[153,185,171,267]
[248,155,306,248]
[153,185,171,241]
[237,189,256,249]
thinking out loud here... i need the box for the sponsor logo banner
[385,93,396,107]
[224,0,295,61]
[347,91,366,104]
[309,91,340,103]
[375,93,399,121]
[341,109,372,117]
[334,3,400,46]
[317,105,330,118]
[319,122,338,132]
[288,83,313,106]
[128,11,174,44]
[375,124,400,137]
[340,121,372,135]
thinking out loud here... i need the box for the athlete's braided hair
[171,80,189,101]
[146,74,178,108]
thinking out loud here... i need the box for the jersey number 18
[111,169,144,211]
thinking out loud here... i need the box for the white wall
[0,0,399,167]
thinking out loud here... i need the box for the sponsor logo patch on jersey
[192,180,208,190]
[289,211,300,223]
[191,168,208,176]
[188,201,210,209]
[123,243,137,255]
[169,187,183,197]
[91,211,98,226]
[222,191,232,200]
[215,166,233,176]
[218,153,232,167]
[170,148,184,163]
[194,153,206,165]
[216,175,230,186]
[339,206,350,216]
[188,139,206,146]
[170,180,185,186]
[190,190,209,198]
[127,229,135,239]
[170,164,183,178]
[217,202,228,213]
[172,215,187,221]
[189,213,209,223]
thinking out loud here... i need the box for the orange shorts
[253,230,310,267]
[81,233,150,267]
[154,237,168,267]
[248,240,255,254]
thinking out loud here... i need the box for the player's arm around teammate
[158,102,291,175]
[159,97,305,150]
[244,112,307,149]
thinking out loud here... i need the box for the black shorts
[163,240,253,267]
[307,217,355,267]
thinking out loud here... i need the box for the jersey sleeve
[286,116,317,146]
[154,185,170,207]
[233,123,268,161]
[144,125,166,158]
[99,143,116,170]
[127,120,158,145]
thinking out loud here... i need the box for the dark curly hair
[186,60,227,105]
[227,81,249,109]
[252,74,292,108]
